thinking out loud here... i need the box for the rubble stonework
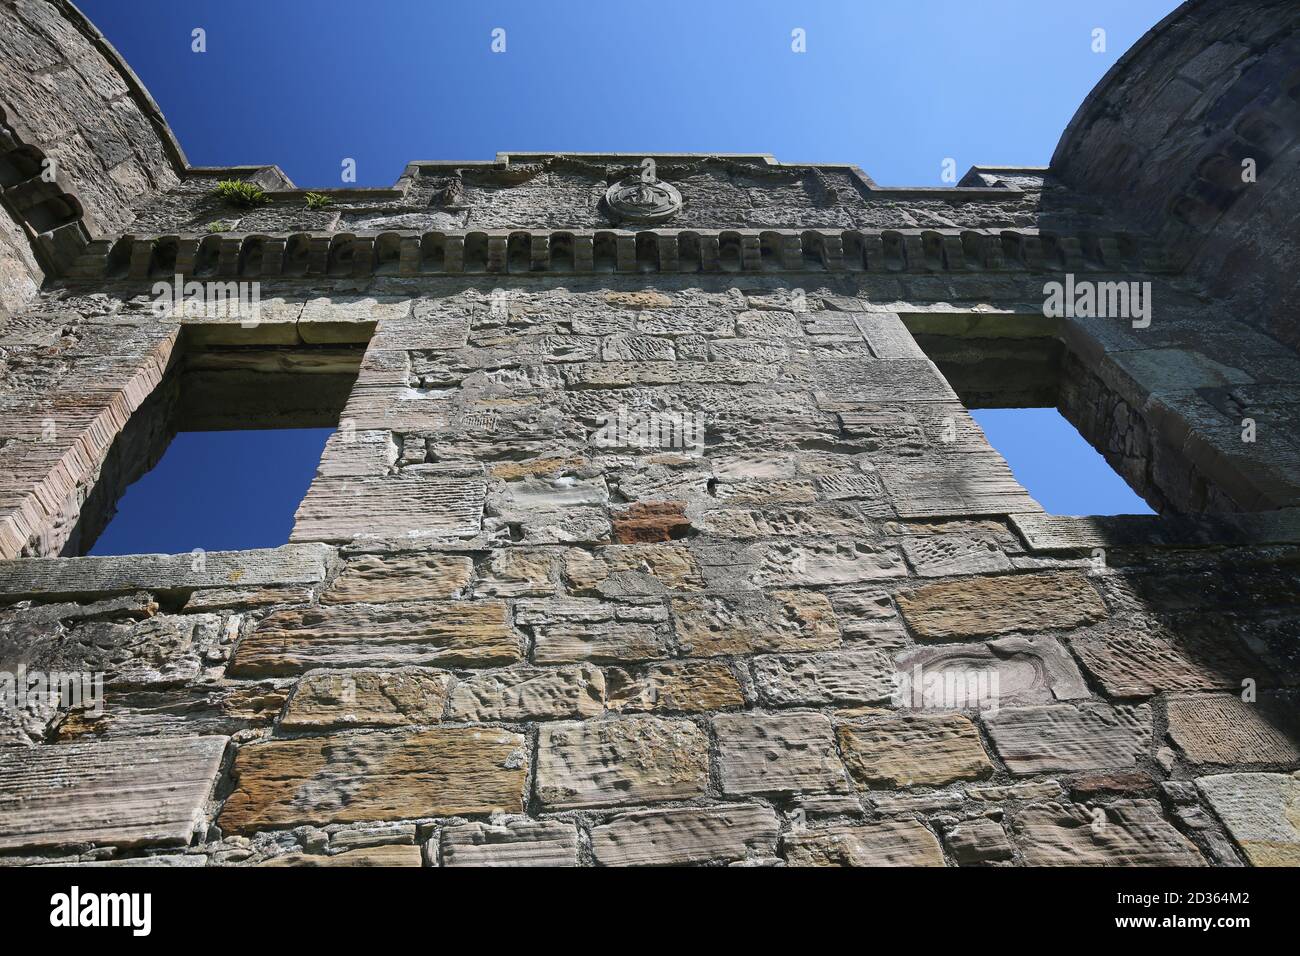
[0,0,1299,867]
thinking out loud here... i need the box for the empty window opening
[66,324,373,557]
[903,312,1160,516]
[971,408,1154,516]
[88,428,333,555]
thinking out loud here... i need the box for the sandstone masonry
[0,0,1298,867]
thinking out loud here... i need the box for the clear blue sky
[78,0,1181,186]
[82,1,1163,554]
[89,430,332,556]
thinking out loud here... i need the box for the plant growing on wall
[211,179,270,207]
[304,191,333,209]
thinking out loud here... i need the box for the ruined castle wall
[1,0,1299,870]
[0,0,184,317]
[0,272,1298,868]
[0,0,182,235]
[0,203,41,315]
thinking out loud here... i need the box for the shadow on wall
[1075,533,1300,779]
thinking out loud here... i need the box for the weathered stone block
[755,541,906,586]
[261,845,424,867]
[590,805,779,866]
[219,728,527,831]
[229,601,521,675]
[280,668,453,729]
[606,660,744,713]
[892,635,1091,710]
[518,597,673,664]
[292,475,485,542]
[943,818,1014,865]
[320,552,472,604]
[751,647,895,707]
[896,571,1107,639]
[610,501,692,543]
[783,819,945,867]
[714,711,851,796]
[440,820,579,867]
[900,534,1012,577]
[470,548,557,597]
[55,683,289,741]
[1166,695,1300,765]
[837,714,994,788]
[1011,800,1203,866]
[670,589,841,657]
[983,703,1152,774]
[448,664,605,721]
[1197,772,1300,866]
[0,544,332,601]
[0,736,227,852]
[1071,625,1257,698]
[536,717,709,809]
[3,613,226,690]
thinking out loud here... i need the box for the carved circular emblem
[604,160,683,224]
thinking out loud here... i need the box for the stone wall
[0,0,182,235]
[0,0,1298,869]
[1053,0,1300,351]
[0,0,184,316]
[1,277,1298,868]
[0,203,41,317]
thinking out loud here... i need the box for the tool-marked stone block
[714,711,851,796]
[751,647,895,707]
[606,660,744,713]
[671,589,840,657]
[783,819,945,866]
[896,571,1107,639]
[320,553,472,604]
[1197,773,1300,866]
[983,703,1151,774]
[440,820,579,867]
[837,713,994,788]
[0,736,227,852]
[517,597,673,664]
[590,805,780,866]
[229,601,520,675]
[219,728,526,831]
[1011,800,1204,866]
[448,664,605,721]
[1071,625,1257,698]
[292,475,485,542]
[260,845,424,867]
[755,541,907,586]
[536,717,709,809]
[900,534,1012,577]
[1167,695,1300,765]
[280,668,454,729]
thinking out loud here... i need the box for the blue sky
[78,0,1180,187]
[82,1,1162,554]
[89,430,331,556]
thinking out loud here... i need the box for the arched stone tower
[0,0,1297,867]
